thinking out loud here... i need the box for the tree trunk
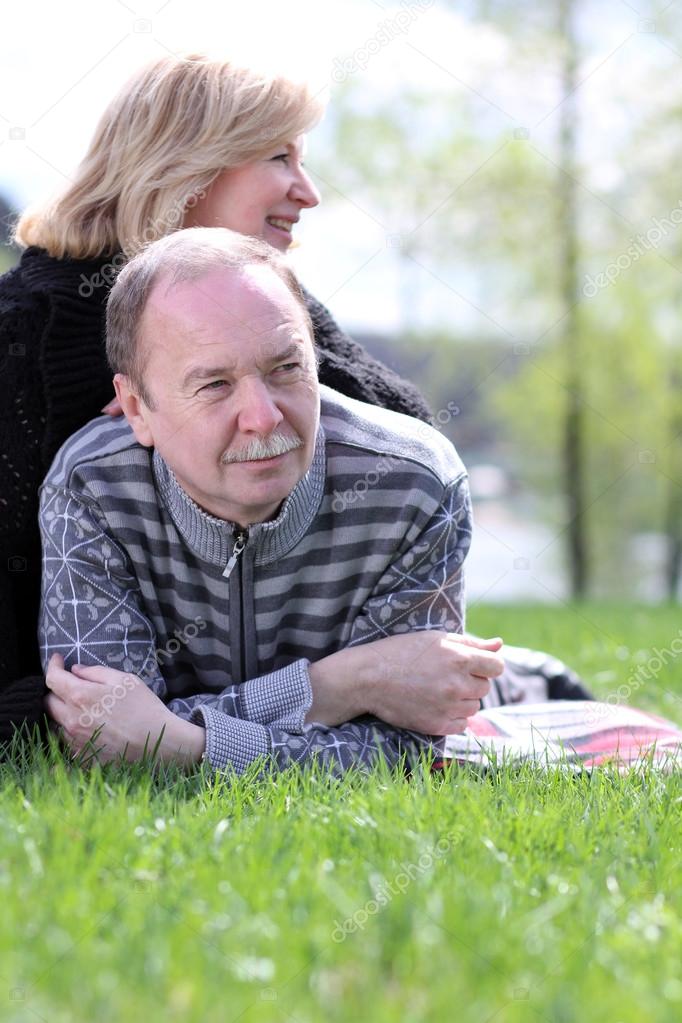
[664,372,682,600]
[557,0,588,597]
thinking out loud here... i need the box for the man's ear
[113,374,155,448]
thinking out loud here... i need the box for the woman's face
[184,135,320,251]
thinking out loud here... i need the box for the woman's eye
[271,153,289,162]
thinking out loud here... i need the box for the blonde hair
[14,54,325,259]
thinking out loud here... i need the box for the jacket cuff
[188,706,270,774]
[241,658,313,733]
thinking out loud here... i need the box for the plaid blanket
[432,701,682,772]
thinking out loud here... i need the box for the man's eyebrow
[181,342,306,390]
[181,364,237,390]
[263,342,304,365]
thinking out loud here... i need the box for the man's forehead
[142,265,311,356]
[150,262,295,308]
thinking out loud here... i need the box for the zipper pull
[223,529,248,579]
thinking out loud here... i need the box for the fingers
[456,634,504,651]
[464,676,491,701]
[466,650,505,680]
[44,691,68,724]
[45,653,79,700]
[101,397,123,416]
[448,718,468,735]
[47,650,65,675]
[70,663,120,685]
[456,699,482,718]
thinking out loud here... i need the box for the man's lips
[241,452,286,466]
[226,450,293,469]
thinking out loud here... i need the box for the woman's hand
[101,396,123,416]
[44,654,205,767]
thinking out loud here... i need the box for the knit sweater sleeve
[184,473,472,776]
[38,483,315,726]
[188,706,437,776]
[37,483,433,774]
[348,473,472,644]
[303,288,433,423]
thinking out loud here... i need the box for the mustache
[220,430,304,464]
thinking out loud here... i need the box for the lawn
[1,603,681,1023]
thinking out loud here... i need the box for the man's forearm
[306,645,379,725]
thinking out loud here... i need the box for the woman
[0,53,588,748]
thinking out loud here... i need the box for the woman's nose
[290,167,320,209]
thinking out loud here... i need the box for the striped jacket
[38,386,472,774]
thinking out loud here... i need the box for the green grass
[2,603,682,1023]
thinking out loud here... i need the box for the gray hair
[105,226,314,408]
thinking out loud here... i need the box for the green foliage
[320,3,682,597]
[0,246,17,275]
[492,281,672,588]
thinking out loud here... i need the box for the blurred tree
[629,10,682,599]
[556,0,588,597]
[313,84,487,329]
[319,1,680,599]
[0,193,17,274]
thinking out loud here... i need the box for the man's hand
[364,631,503,734]
[44,654,205,767]
[307,632,504,735]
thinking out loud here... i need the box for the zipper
[224,528,249,684]
[223,528,248,579]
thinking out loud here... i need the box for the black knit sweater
[0,246,431,743]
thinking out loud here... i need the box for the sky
[1,0,678,600]
[0,0,669,335]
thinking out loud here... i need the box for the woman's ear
[113,374,155,447]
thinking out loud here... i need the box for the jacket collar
[152,425,327,569]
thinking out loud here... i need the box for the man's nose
[235,377,284,435]
[289,166,320,209]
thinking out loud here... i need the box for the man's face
[126,264,320,527]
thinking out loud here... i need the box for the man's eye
[270,153,289,162]
[200,380,227,393]
[273,362,299,374]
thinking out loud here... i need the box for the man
[39,228,505,774]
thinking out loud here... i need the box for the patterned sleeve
[186,474,472,776]
[348,474,472,644]
[189,705,440,776]
[38,485,441,775]
[38,486,308,727]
